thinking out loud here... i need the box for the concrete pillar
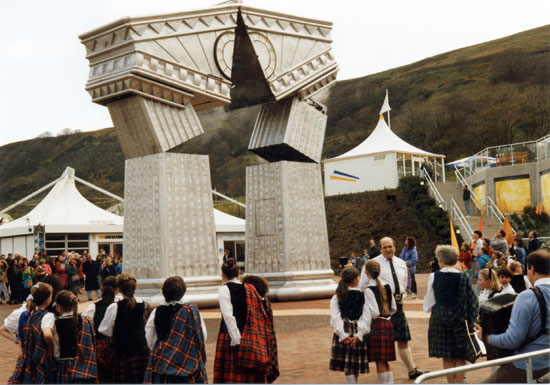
[124,153,220,306]
[245,161,336,300]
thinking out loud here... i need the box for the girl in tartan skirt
[214,259,269,384]
[98,273,151,383]
[241,275,280,383]
[423,245,479,384]
[329,267,371,384]
[84,276,118,383]
[44,290,98,383]
[144,276,207,383]
[9,282,54,384]
[364,260,397,384]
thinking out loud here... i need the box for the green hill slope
[1,25,548,216]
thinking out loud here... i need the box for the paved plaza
[0,274,492,383]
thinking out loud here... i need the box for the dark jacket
[527,238,542,255]
[463,189,471,201]
[82,260,100,291]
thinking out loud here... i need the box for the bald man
[360,237,424,380]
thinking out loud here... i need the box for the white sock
[398,346,416,372]
[378,373,386,383]
[387,372,394,383]
[345,374,356,383]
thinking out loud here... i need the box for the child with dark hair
[329,266,371,384]
[144,276,207,383]
[84,275,118,383]
[364,260,397,383]
[497,267,516,295]
[98,273,151,383]
[43,290,97,383]
[241,275,280,383]
[214,259,270,383]
[9,283,54,384]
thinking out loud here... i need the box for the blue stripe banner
[333,170,360,180]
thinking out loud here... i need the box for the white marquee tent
[0,167,245,260]
[323,114,445,196]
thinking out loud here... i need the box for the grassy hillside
[1,26,548,216]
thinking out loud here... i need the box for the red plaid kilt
[214,284,269,384]
[329,319,369,374]
[110,347,149,384]
[367,318,396,363]
[95,334,115,383]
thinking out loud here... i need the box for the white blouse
[218,278,242,346]
[500,284,516,295]
[423,267,462,313]
[4,303,27,335]
[329,287,372,342]
[478,289,504,305]
[42,311,74,360]
[144,301,207,350]
[84,293,123,325]
[97,297,145,337]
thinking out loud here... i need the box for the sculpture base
[261,269,337,301]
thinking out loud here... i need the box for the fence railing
[460,134,550,177]
[424,172,473,243]
[415,348,550,383]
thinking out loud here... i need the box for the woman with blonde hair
[364,260,397,383]
[478,268,502,305]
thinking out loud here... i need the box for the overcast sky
[0,0,548,146]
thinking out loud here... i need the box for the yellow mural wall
[495,178,531,214]
[541,172,550,212]
[473,184,486,214]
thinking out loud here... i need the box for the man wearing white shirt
[360,237,424,380]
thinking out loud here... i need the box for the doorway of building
[223,240,245,271]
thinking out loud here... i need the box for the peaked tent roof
[0,167,245,238]
[325,115,442,162]
[0,168,123,237]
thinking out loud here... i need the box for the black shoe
[408,368,425,380]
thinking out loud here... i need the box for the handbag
[465,320,485,358]
[71,274,80,282]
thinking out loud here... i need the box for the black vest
[155,304,183,342]
[113,300,146,357]
[56,316,78,360]
[510,275,527,293]
[433,271,461,308]
[339,290,365,321]
[368,284,393,317]
[220,282,247,333]
[94,297,114,334]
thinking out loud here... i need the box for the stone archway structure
[79,3,338,305]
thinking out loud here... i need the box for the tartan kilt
[329,319,369,374]
[391,303,411,342]
[150,372,204,384]
[367,318,396,362]
[428,307,478,363]
[214,331,266,383]
[95,335,115,383]
[110,346,149,384]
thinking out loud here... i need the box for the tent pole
[0,177,62,214]
[442,157,446,182]
[73,176,124,202]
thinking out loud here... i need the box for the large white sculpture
[80,3,338,304]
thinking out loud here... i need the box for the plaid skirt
[391,303,411,342]
[428,308,478,363]
[367,318,396,363]
[54,360,97,384]
[329,319,369,374]
[214,331,267,384]
[110,347,150,384]
[96,335,115,383]
[150,372,204,384]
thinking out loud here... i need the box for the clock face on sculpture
[214,31,277,81]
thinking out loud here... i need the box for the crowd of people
[330,234,548,384]
[0,249,123,305]
[0,230,547,384]
[1,258,278,384]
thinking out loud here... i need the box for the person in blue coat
[400,237,418,300]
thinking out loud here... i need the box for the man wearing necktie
[360,237,425,380]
